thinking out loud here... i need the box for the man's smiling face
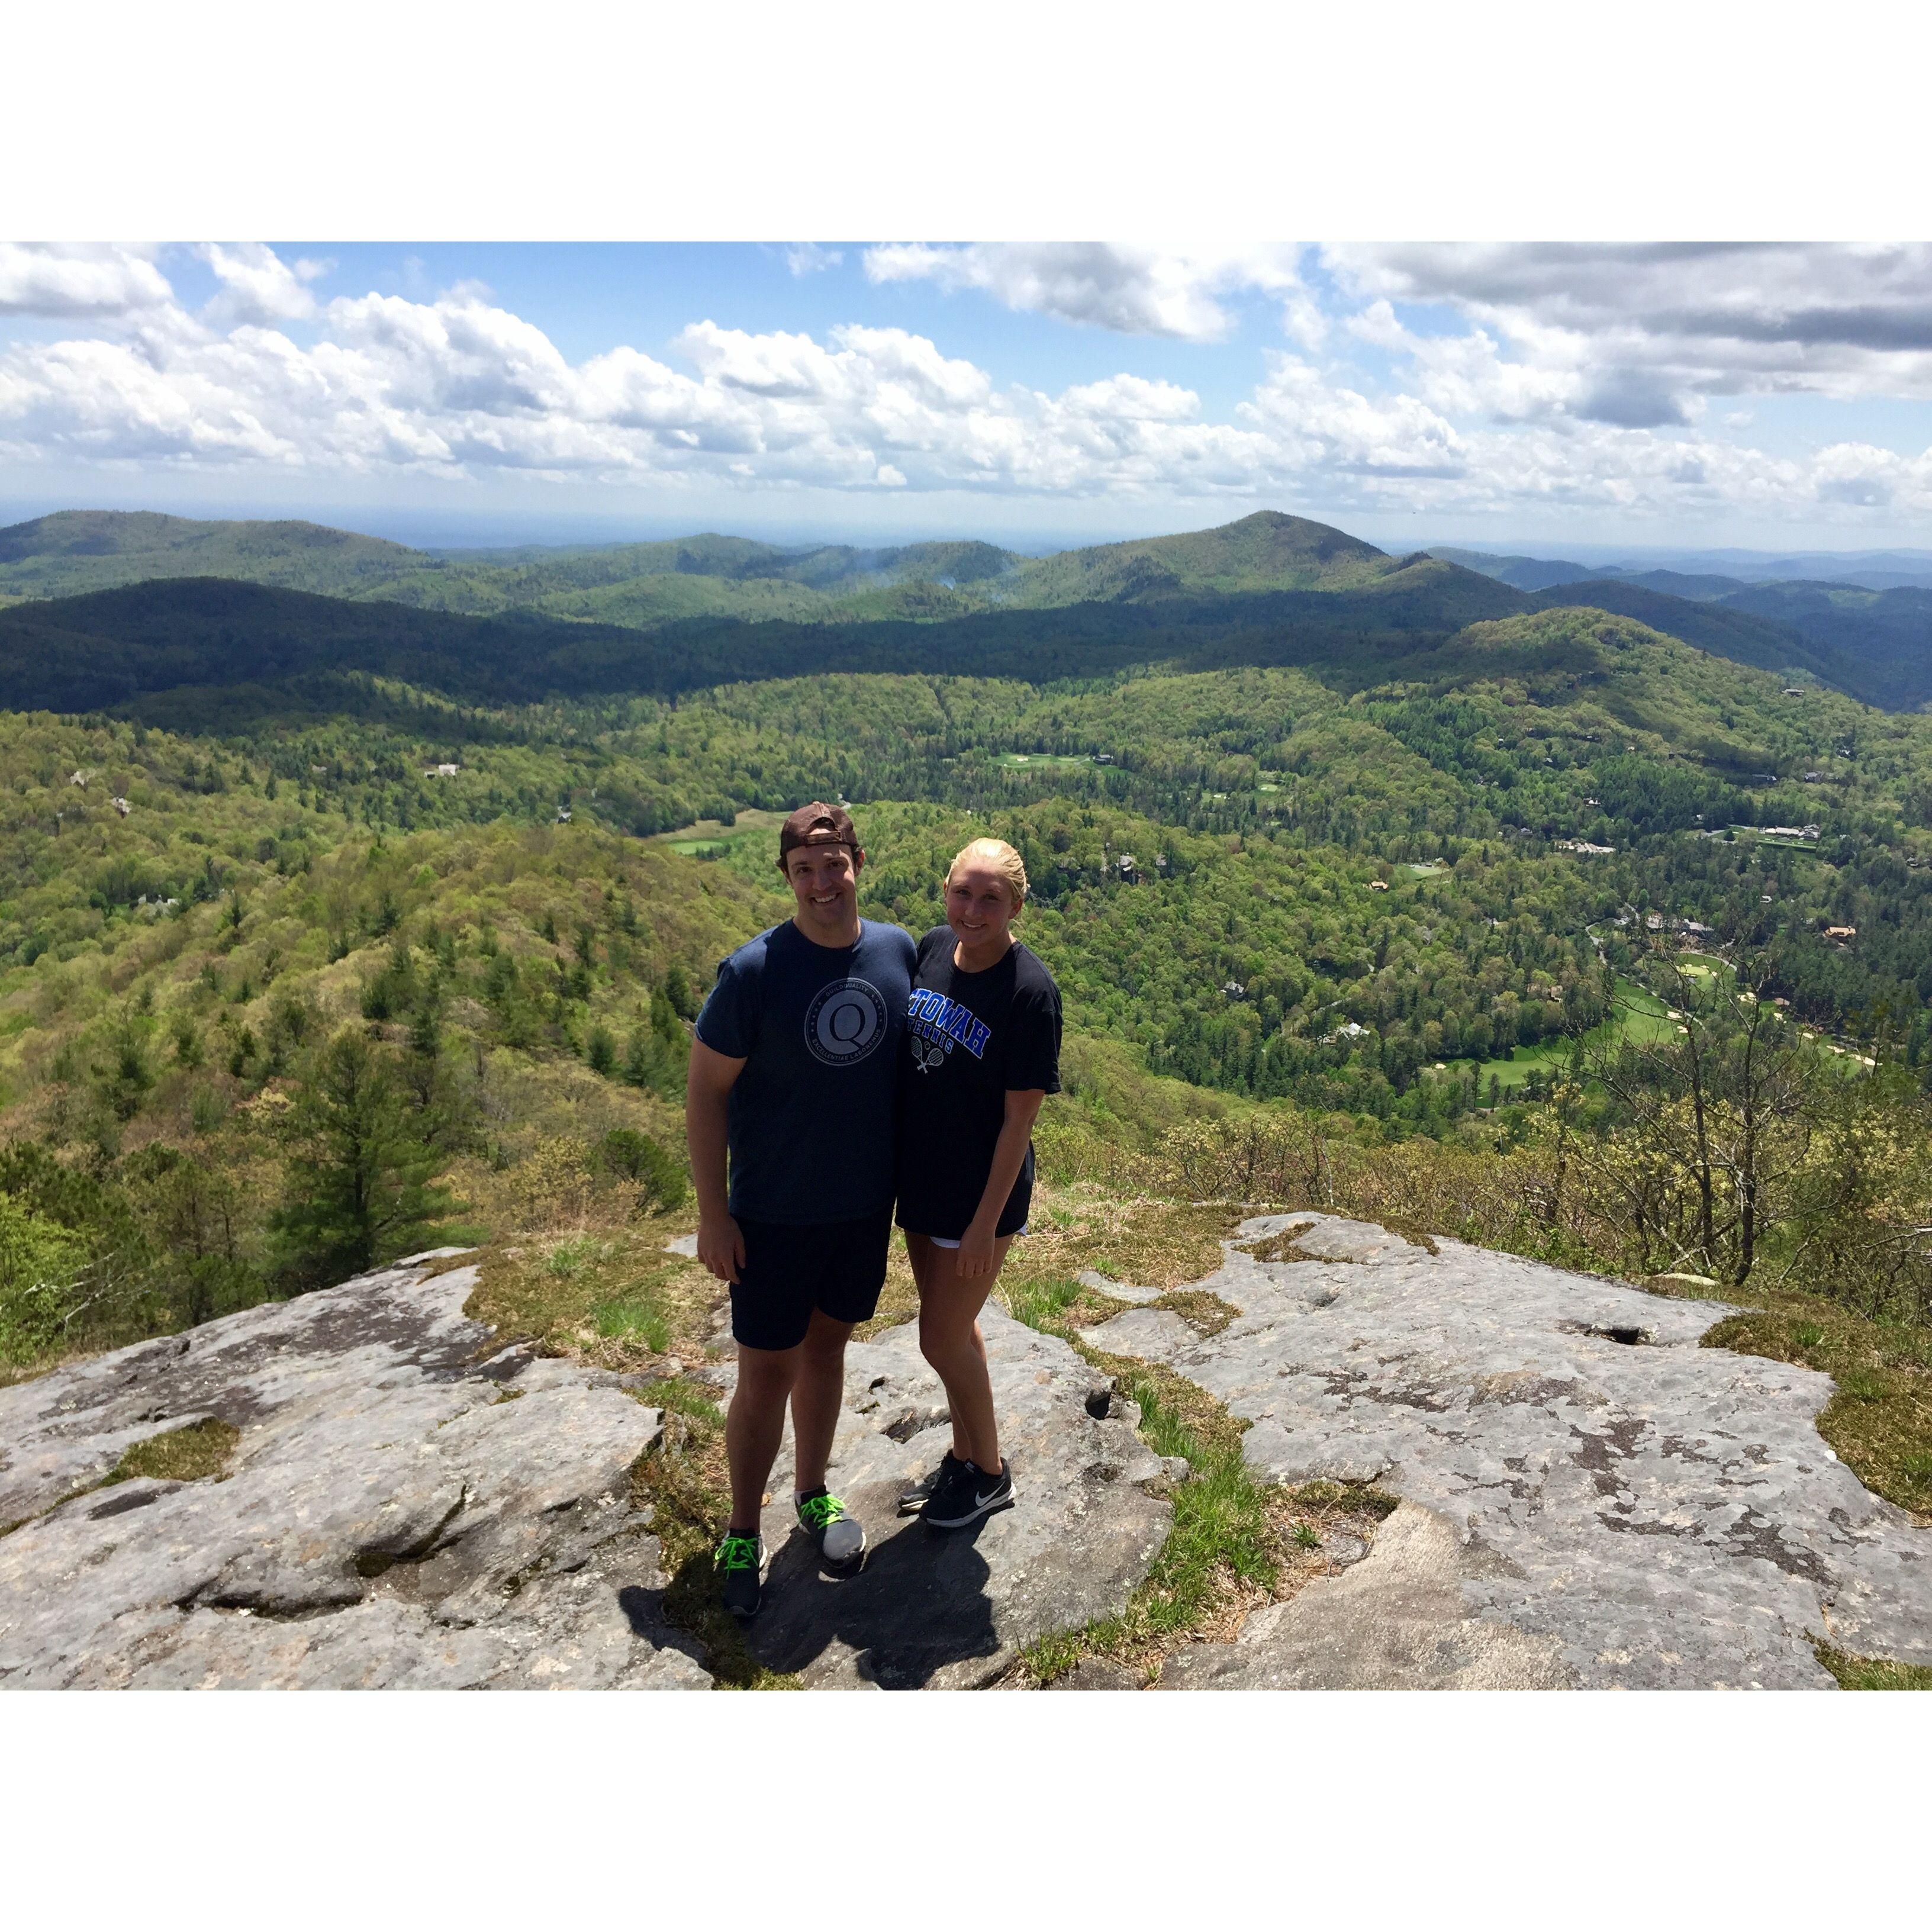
[784,839,861,938]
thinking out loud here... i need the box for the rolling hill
[0,511,425,598]
[1,507,1920,710]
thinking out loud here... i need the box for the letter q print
[804,977,890,1067]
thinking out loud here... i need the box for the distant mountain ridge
[1434,543,1932,707]
[1,504,1914,707]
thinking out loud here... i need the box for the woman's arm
[957,1087,1046,1279]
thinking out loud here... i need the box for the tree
[275,1029,455,1284]
[597,1127,690,1213]
[1581,952,1821,1284]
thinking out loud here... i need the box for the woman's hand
[955,1216,998,1280]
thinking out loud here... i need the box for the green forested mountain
[0,561,1525,714]
[1522,580,1847,688]
[1717,581,1932,710]
[11,507,1908,713]
[0,511,424,598]
[1435,545,1932,706]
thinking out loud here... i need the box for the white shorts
[928,1225,1028,1250]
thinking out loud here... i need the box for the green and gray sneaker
[714,1530,765,1619]
[796,1487,866,1570]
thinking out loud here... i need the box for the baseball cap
[777,800,860,868]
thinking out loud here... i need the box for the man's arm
[686,1038,748,1283]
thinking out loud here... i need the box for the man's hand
[697,1213,746,1285]
[955,1216,998,1280]
[686,1038,745,1286]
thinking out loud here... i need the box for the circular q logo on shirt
[804,977,889,1067]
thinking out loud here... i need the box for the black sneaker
[795,1487,866,1570]
[898,1449,966,1516]
[714,1530,765,1619]
[922,1456,1016,1529]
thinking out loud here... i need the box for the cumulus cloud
[199,243,327,326]
[784,243,843,275]
[862,242,1309,342]
[1326,242,1932,415]
[0,244,173,318]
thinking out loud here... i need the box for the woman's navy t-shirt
[897,926,1061,1238]
[694,918,916,1225]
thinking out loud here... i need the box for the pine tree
[275,1029,454,1285]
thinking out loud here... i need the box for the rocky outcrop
[742,1303,1171,1688]
[11,1210,1925,1692]
[0,1254,709,1689]
[1083,1213,1932,1689]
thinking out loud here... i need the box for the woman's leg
[907,1229,1015,1473]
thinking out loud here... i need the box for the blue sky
[5,241,1932,553]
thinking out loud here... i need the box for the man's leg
[789,1306,855,1493]
[726,1340,801,1531]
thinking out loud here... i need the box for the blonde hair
[946,836,1028,909]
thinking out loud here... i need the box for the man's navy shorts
[730,1207,893,1351]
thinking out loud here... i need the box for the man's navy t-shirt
[694,919,916,1226]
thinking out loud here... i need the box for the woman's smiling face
[946,863,1016,953]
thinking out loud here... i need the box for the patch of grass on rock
[1006,1276,1280,1685]
[464,1226,720,1373]
[1814,1641,1932,1689]
[1151,1289,1241,1338]
[1702,1292,1932,1519]
[108,1418,239,1485]
[630,1406,799,1692]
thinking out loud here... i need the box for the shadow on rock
[743,1508,1002,1689]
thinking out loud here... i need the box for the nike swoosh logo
[975,1486,1007,1508]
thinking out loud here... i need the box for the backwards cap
[778,800,859,868]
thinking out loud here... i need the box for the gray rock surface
[1075,1268,1166,1306]
[0,1254,709,1689]
[1083,1213,1932,1689]
[1160,1501,1574,1689]
[740,1304,1170,1688]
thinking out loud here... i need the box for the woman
[896,836,1062,1528]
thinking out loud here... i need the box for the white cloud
[1325,243,1932,419]
[0,243,173,318]
[862,242,1306,342]
[199,243,326,326]
[784,243,843,276]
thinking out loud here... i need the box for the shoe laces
[714,1533,759,1573]
[797,1491,846,1531]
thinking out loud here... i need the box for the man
[685,802,915,1619]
